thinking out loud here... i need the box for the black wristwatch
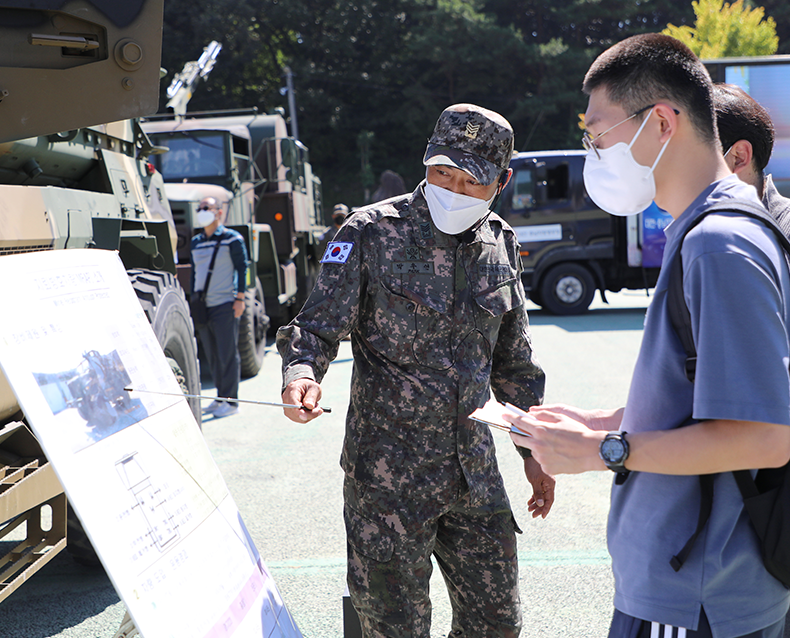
[599,431,630,474]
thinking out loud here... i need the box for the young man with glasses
[506,34,790,638]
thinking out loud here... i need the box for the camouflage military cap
[423,104,514,186]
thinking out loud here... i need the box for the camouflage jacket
[277,184,545,506]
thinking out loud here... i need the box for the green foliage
[158,0,789,209]
[663,0,779,57]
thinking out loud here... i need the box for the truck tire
[127,269,201,424]
[239,277,269,378]
[66,502,101,567]
[540,262,596,315]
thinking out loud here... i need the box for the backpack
[666,198,790,588]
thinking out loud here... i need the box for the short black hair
[583,33,717,145]
[712,83,774,173]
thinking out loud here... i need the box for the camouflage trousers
[344,476,521,638]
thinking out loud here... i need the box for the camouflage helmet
[423,104,514,186]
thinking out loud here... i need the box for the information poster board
[0,249,302,638]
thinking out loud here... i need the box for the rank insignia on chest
[321,241,354,264]
[419,222,433,239]
[392,261,434,275]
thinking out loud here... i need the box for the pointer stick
[124,387,332,413]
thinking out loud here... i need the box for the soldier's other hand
[524,456,555,519]
[282,379,324,423]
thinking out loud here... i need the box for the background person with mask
[319,203,350,247]
[505,34,790,638]
[713,83,790,232]
[276,103,551,637]
[190,196,249,419]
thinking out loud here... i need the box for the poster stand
[0,249,302,638]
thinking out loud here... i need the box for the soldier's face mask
[423,181,495,235]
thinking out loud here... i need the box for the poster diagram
[0,249,302,638]
[116,452,180,553]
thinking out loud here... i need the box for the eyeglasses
[197,206,216,212]
[582,104,656,160]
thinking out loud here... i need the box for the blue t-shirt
[609,175,790,638]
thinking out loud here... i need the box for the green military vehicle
[0,0,200,608]
[141,46,326,377]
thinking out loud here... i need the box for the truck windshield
[511,168,536,211]
[153,133,227,182]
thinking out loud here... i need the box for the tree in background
[663,0,778,57]
[760,0,790,53]
[158,0,790,209]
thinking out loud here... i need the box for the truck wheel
[239,277,269,378]
[540,263,596,315]
[66,502,101,567]
[127,269,201,425]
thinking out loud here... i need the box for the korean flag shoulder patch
[321,241,354,264]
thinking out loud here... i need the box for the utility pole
[282,66,299,141]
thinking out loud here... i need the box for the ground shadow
[528,305,650,333]
[0,548,120,637]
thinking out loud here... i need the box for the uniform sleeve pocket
[475,278,524,317]
[344,506,395,563]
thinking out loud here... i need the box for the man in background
[190,196,248,419]
[713,82,790,230]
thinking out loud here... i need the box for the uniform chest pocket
[360,283,418,364]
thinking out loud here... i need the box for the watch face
[601,437,626,463]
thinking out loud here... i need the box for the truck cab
[496,150,670,314]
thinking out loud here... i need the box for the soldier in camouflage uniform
[277,104,553,637]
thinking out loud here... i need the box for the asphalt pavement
[0,290,653,638]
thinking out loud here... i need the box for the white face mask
[582,108,670,217]
[195,210,217,228]
[423,182,496,235]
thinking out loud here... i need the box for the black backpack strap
[667,198,787,571]
[667,199,790,382]
[671,473,714,571]
[733,469,760,500]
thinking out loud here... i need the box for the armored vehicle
[0,0,200,606]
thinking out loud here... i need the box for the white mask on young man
[583,107,670,217]
[423,181,496,235]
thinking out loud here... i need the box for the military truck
[139,45,326,377]
[496,150,671,314]
[142,109,326,376]
[0,0,200,606]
